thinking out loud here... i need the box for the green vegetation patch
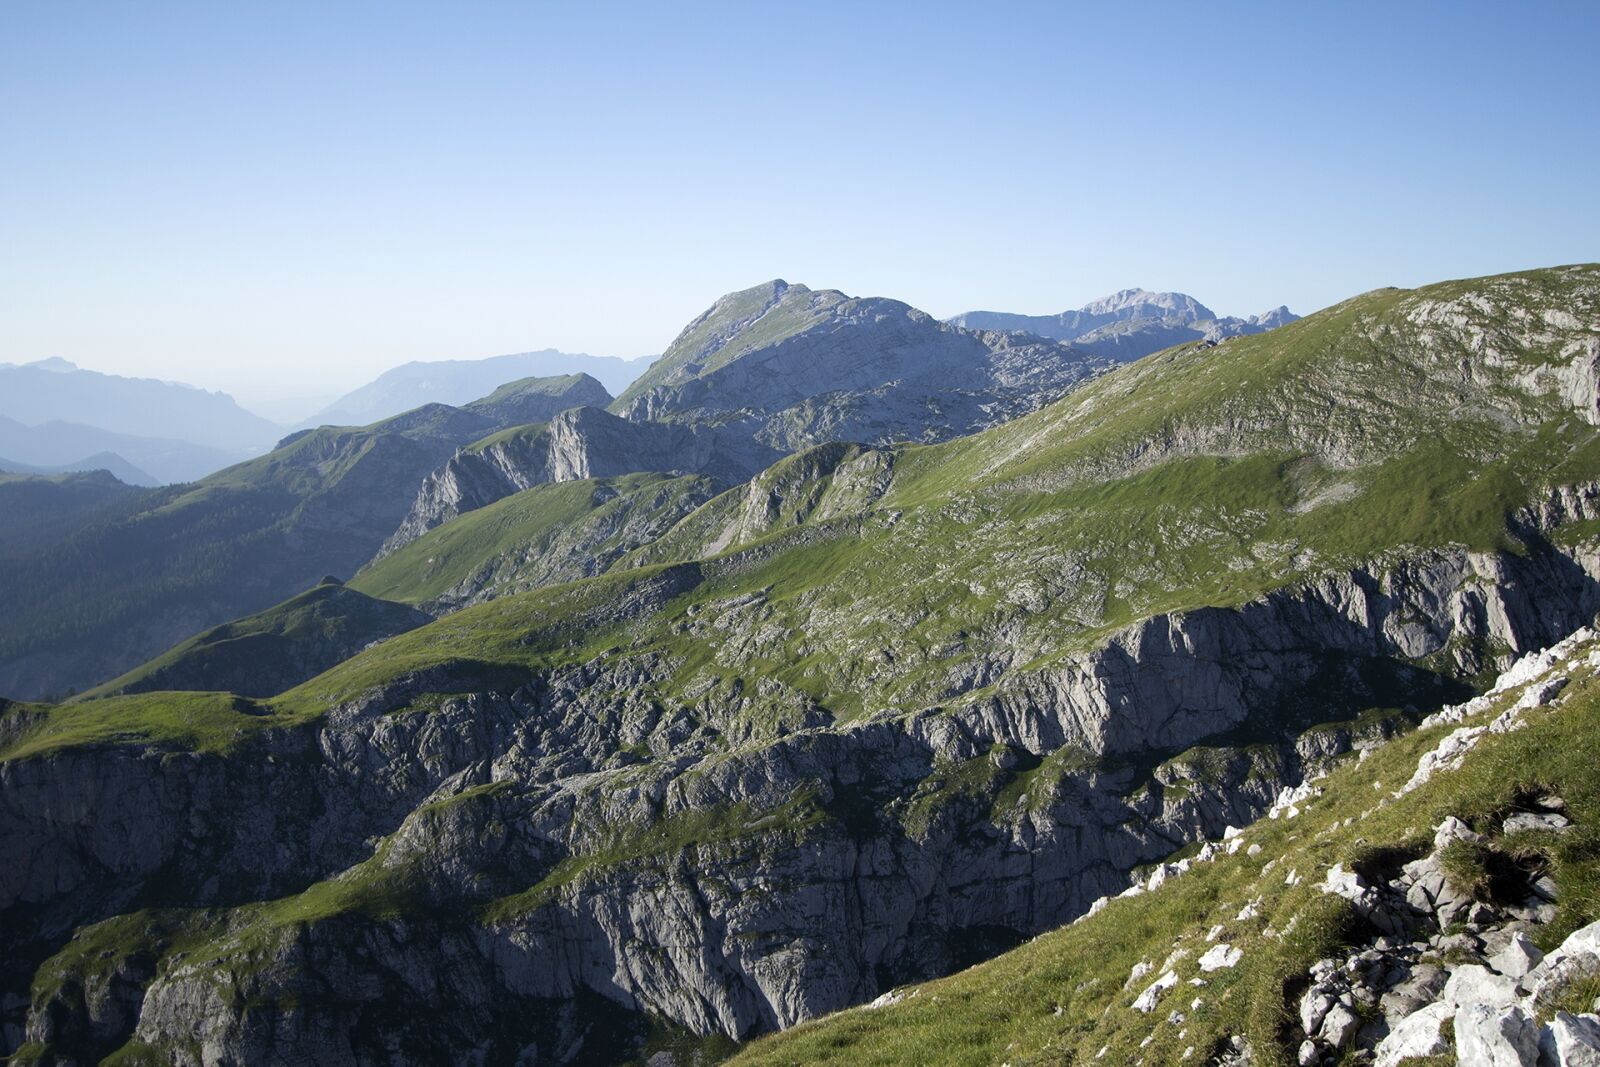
[0,691,286,761]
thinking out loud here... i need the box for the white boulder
[1454,1002,1540,1066]
[1375,1002,1452,1067]
[1540,1011,1600,1066]
[1490,932,1545,979]
[1442,964,1521,1011]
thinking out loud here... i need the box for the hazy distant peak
[306,350,651,429]
[25,357,80,372]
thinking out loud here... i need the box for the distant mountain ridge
[0,450,156,486]
[0,413,238,484]
[947,287,1299,359]
[0,358,282,452]
[306,349,653,428]
[0,360,285,483]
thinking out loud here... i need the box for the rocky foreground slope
[1,266,1599,1065]
[737,627,1600,1066]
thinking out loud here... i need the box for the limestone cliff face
[5,526,1598,1061]
[379,407,778,556]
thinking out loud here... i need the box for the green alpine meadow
[5,7,1599,1064]
[5,262,1600,1065]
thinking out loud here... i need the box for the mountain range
[0,354,646,487]
[0,290,1277,488]
[948,287,1300,359]
[0,448,157,487]
[0,372,620,699]
[0,361,283,484]
[3,266,1596,1066]
[0,283,1275,700]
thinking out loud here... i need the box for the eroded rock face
[380,407,777,555]
[5,531,1600,1061]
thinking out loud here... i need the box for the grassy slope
[732,643,1600,1067]
[5,266,1598,758]
[458,420,548,455]
[76,581,428,700]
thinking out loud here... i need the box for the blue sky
[2,1,1596,407]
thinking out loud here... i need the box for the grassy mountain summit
[613,279,865,405]
[461,371,614,424]
[2,266,1598,1064]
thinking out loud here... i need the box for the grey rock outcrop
[379,406,778,555]
[358,473,726,615]
[1263,630,1600,1067]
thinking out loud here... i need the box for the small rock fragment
[1199,944,1242,972]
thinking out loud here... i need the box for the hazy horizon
[4,2,1597,407]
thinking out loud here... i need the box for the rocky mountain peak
[1250,304,1298,328]
[1079,288,1217,323]
[611,279,1113,449]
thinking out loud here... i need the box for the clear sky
[2,1,1597,409]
